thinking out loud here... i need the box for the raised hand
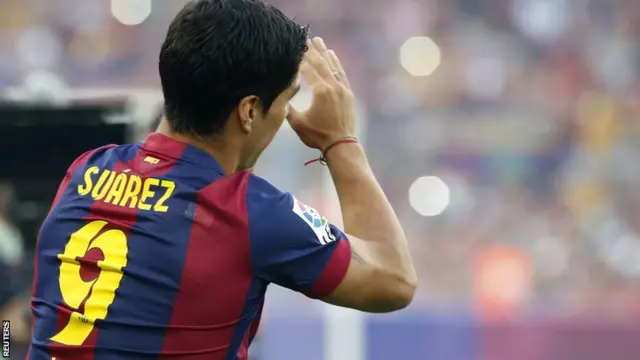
[287,37,356,150]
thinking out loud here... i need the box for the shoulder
[62,144,121,182]
[245,174,336,244]
[245,173,293,215]
[197,171,284,200]
[79,144,120,162]
[246,173,288,200]
[68,144,120,173]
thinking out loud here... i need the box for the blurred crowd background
[1,0,640,359]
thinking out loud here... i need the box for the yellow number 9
[50,220,129,345]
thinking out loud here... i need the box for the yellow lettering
[119,175,142,208]
[76,169,173,212]
[77,167,99,196]
[91,170,115,201]
[52,220,128,345]
[104,173,127,205]
[138,178,159,211]
[153,180,175,212]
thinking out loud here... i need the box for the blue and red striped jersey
[29,133,351,360]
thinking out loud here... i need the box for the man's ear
[237,95,260,133]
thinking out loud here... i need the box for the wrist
[321,135,359,161]
[324,140,366,164]
[304,135,361,166]
[326,142,372,184]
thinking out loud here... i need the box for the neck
[157,119,240,175]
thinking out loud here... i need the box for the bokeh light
[408,176,450,216]
[399,36,441,77]
[110,0,152,26]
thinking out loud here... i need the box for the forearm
[326,144,417,284]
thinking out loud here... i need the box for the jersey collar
[140,133,225,175]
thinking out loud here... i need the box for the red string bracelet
[305,135,360,166]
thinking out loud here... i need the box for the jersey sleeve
[246,175,351,299]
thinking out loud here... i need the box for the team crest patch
[292,197,337,245]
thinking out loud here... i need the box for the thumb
[286,103,304,128]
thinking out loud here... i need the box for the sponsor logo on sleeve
[292,197,337,245]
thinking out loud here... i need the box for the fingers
[305,39,335,82]
[302,37,351,86]
[298,61,324,86]
[325,50,340,74]
[313,38,348,87]
[312,37,338,76]
[311,37,332,65]
[327,50,351,89]
[298,37,352,102]
[298,40,331,87]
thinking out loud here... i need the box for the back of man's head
[159,0,308,137]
